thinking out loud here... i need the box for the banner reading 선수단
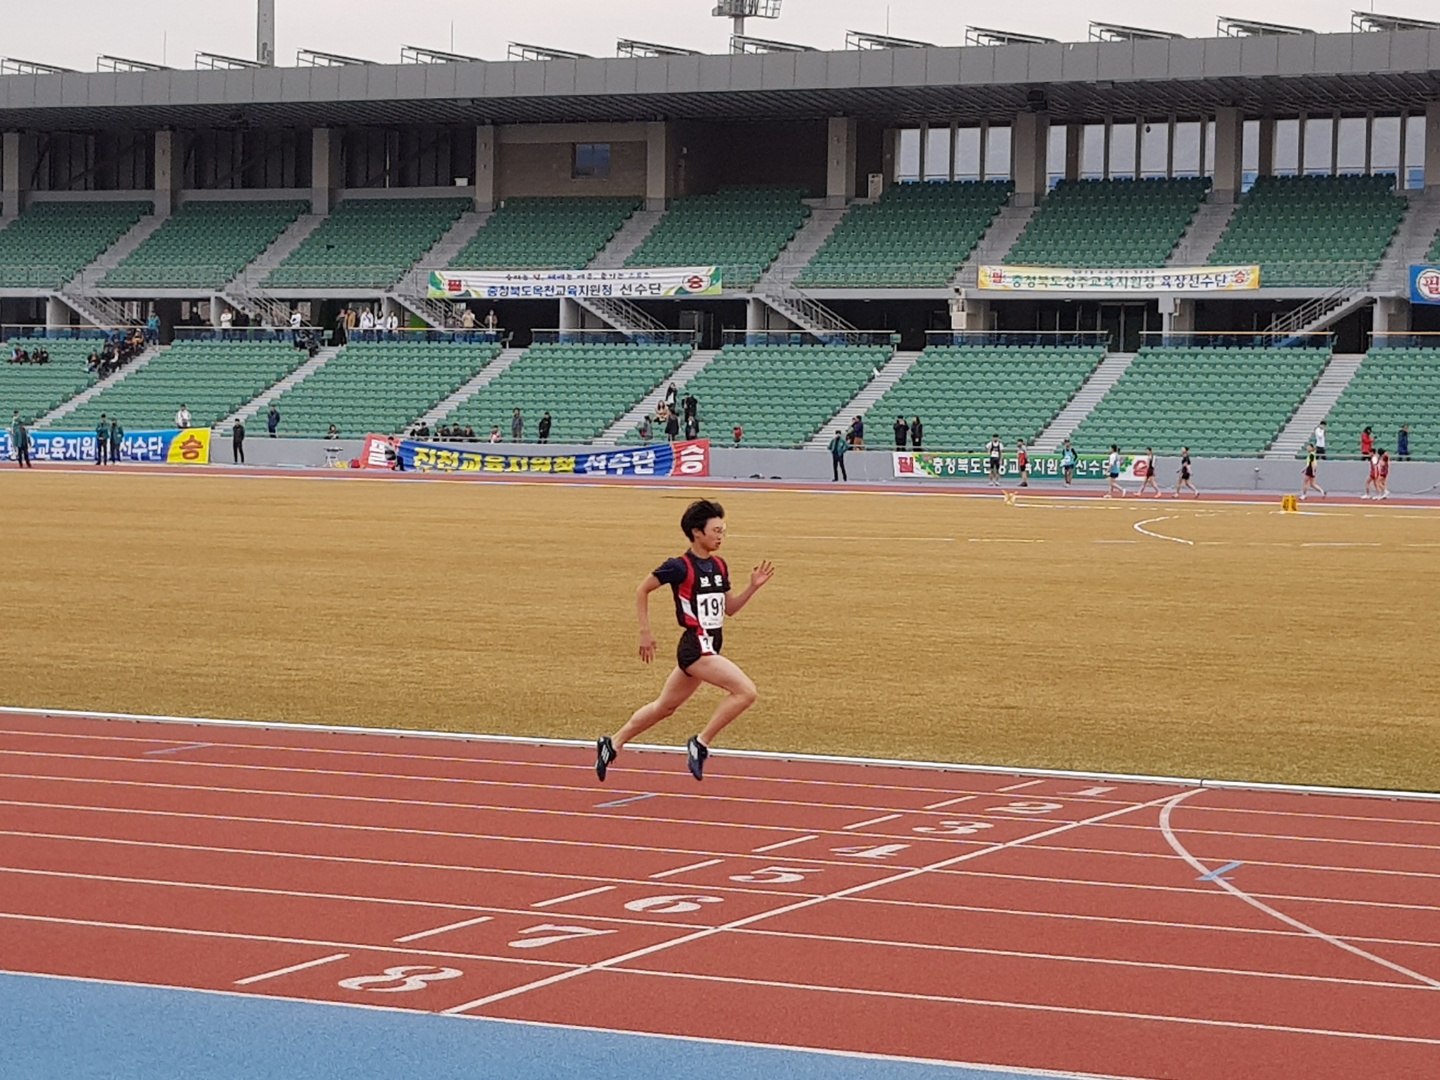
[978,265,1260,293]
[395,438,710,478]
[0,427,211,464]
[428,266,722,301]
[894,451,1140,482]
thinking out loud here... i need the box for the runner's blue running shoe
[596,736,617,782]
[686,736,709,781]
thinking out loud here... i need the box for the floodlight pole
[257,0,276,67]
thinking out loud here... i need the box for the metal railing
[723,328,898,347]
[1139,330,1334,350]
[530,328,696,346]
[926,330,1112,348]
[0,266,72,288]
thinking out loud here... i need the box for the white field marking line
[1159,791,1440,991]
[393,916,494,943]
[1133,516,1194,545]
[0,798,953,880]
[0,747,1146,816]
[614,967,1440,1046]
[143,743,215,757]
[1183,802,1440,829]
[933,868,1440,913]
[1093,539,1138,543]
[966,538,1045,543]
[924,795,977,810]
[14,859,1440,963]
[0,912,578,973]
[842,813,903,830]
[440,792,1180,1014]
[737,534,957,543]
[751,835,818,853]
[15,706,1440,805]
[649,859,724,880]
[0,866,708,934]
[233,953,349,985]
[0,971,1146,1080]
[530,885,616,908]
[996,779,1046,793]
[1301,542,1382,548]
[1027,841,1440,879]
[728,927,1423,991]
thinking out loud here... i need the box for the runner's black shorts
[677,628,723,673]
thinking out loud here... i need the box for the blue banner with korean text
[0,428,211,464]
[395,438,710,478]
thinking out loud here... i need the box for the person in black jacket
[537,412,552,443]
[893,416,908,451]
[910,416,923,451]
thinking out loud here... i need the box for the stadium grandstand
[2,20,1440,460]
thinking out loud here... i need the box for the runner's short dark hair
[681,499,725,540]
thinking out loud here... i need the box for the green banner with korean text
[894,451,1137,482]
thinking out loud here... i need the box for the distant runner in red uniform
[596,500,775,782]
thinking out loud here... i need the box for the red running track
[0,709,1437,1079]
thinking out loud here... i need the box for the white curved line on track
[1159,790,1440,990]
[1133,516,1194,545]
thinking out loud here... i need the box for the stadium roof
[0,29,1437,131]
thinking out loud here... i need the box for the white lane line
[531,885,616,909]
[967,538,1045,543]
[1159,792,1440,991]
[923,796,977,810]
[1133,516,1194,546]
[143,743,215,757]
[393,916,494,943]
[616,967,1440,1046]
[1301,542,1382,548]
[649,859,724,880]
[234,952,349,985]
[843,814,903,831]
[441,793,1182,1015]
[996,780,1046,793]
[751,835,818,853]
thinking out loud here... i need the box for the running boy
[1105,445,1125,498]
[596,500,775,782]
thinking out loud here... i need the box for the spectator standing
[893,415,908,451]
[289,309,303,345]
[109,417,123,465]
[461,307,476,330]
[95,414,109,466]
[332,309,348,347]
[638,416,653,444]
[1314,420,1327,459]
[219,309,233,335]
[484,309,499,333]
[733,424,743,447]
[359,308,376,333]
[910,416,923,452]
[682,392,698,425]
[664,408,680,443]
[663,383,678,415]
[11,411,31,468]
[176,404,192,429]
[849,415,865,449]
[537,412,552,443]
[684,410,699,441]
[1360,425,1374,458]
[267,405,280,437]
[828,429,849,482]
[233,420,246,465]
[145,312,160,344]
[1398,424,1410,460]
[511,408,524,442]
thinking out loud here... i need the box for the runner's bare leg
[687,654,758,746]
[612,666,702,749]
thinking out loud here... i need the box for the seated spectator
[463,426,476,440]
[438,424,452,439]
[415,422,430,438]
[33,346,49,365]
[488,426,501,443]
[326,424,339,439]
[86,351,100,373]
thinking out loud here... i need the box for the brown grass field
[1,469,1437,791]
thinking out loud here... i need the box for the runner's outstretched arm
[725,561,775,616]
[635,574,662,663]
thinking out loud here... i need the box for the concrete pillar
[1160,296,1195,338]
[1257,117,1276,179]
[558,297,580,334]
[1213,108,1244,204]
[645,122,674,211]
[153,130,182,216]
[949,292,990,330]
[881,128,899,190]
[475,125,496,211]
[2,132,38,218]
[1426,102,1440,193]
[311,128,343,215]
[1064,123,1083,182]
[826,116,858,207]
[209,296,225,328]
[45,295,69,330]
[746,297,766,332]
[1011,111,1050,208]
[1374,296,1411,338]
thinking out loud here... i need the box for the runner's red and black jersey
[654,552,732,633]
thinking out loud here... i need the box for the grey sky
[7,0,1438,73]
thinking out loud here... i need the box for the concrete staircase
[594,348,721,446]
[55,290,131,329]
[804,350,923,449]
[1264,353,1366,459]
[588,208,665,269]
[33,344,166,428]
[757,203,852,290]
[66,211,169,291]
[1372,188,1440,293]
[214,345,342,431]
[954,204,1036,286]
[418,210,491,270]
[1167,200,1237,267]
[226,212,325,296]
[419,347,527,427]
[1033,352,1138,452]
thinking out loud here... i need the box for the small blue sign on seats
[1410,265,1440,304]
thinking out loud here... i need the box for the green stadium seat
[450,198,640,270]
[1005,178,1209,269]
[626,188,809,288]
[102,201,306,288]
[1321,348,1440,461]
[0,340,101,421]
[0,202,152,288]
[264,198,469,289]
